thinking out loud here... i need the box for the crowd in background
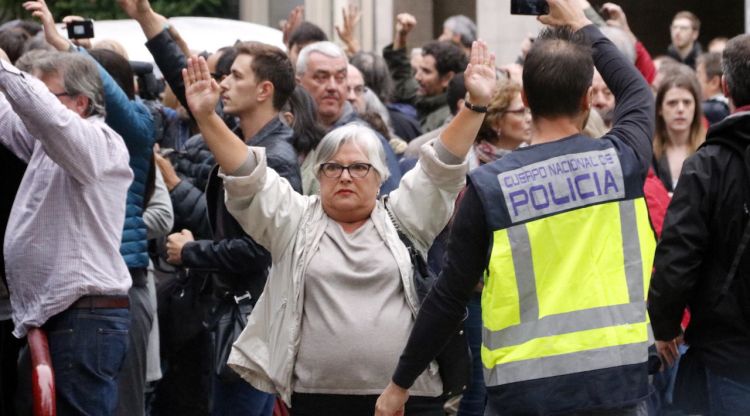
[0,0,748,415]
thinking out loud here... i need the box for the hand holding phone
[537,0,592,31]
[511,0,549,16]
[66,19,94,39]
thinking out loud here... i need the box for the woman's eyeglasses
[319,162,373,179]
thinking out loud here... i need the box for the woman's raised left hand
[464,40,496,107]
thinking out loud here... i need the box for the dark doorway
[590,0,745,56]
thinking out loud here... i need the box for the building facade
[240,0,748,65]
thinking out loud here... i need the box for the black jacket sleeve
[383,43,418,105]
[648,151,714,340]
[267,153,302,194]
[181,236,270,276]
[584,24,655,173]
[145,30,190,116]
[169,180,211,239]
[392,183,489,388]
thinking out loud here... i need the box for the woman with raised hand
[182,40,496,415]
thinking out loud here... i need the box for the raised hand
[182,55,221,120]
[464,40,497,107]
[281,5,304,46]
[23,0,70,51]
[602,3,631,32]
[537,0,592,31]
[395,13,416,38]
[335,3,361,56]
[117,0,153,20]
[394,13,416,49]
[62,15,92,49]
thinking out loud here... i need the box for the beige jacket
[223,141,467,406]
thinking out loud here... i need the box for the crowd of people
[0,0,749,415]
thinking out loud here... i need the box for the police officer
[376,0,656,414]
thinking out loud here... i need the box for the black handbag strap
[383,196,419,256]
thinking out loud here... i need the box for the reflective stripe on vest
[481,198,655,386]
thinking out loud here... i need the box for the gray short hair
[362,89,392,129]
[350,51,394,103]
[443,15,477,48]
[15,49,50,73]
[34,51,105,117]
[600,26,636,64]
[296,41,346,76]
[313,123,390,183]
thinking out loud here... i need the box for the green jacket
[383,43,450,133]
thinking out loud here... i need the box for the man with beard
[383,13,468,133]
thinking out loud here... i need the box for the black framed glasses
[319,162,373,179]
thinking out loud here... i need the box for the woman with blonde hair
[652,70,707,192]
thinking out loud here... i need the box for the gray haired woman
[181,40,497,415]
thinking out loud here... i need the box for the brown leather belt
[71,295,129,309]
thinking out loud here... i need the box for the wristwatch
[464,100,488,113]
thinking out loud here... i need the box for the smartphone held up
[67,20,94,39]
[510,0,549,15]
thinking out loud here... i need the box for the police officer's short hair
[723,34,750,107]
[522,27,593,119]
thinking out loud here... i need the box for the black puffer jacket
[649,111,750,382]
[170,134,216,239]
[180,118,301,300]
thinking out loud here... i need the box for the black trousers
[291,392,444,416]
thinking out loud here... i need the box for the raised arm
[25,0,155,151]
[23,0,70,51]
[383,14,419,105]
[183,56,245,172]
[118,0,196,115]
[83,49,156,153]
[541,0,654,171]
[0,58,127,185]
[0,91,35,163]
[335,4,361,57]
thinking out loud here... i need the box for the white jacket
[223,141,468,405]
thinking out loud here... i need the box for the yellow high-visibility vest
[480,197,655,386]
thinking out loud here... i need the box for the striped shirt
[0,60,133,337]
